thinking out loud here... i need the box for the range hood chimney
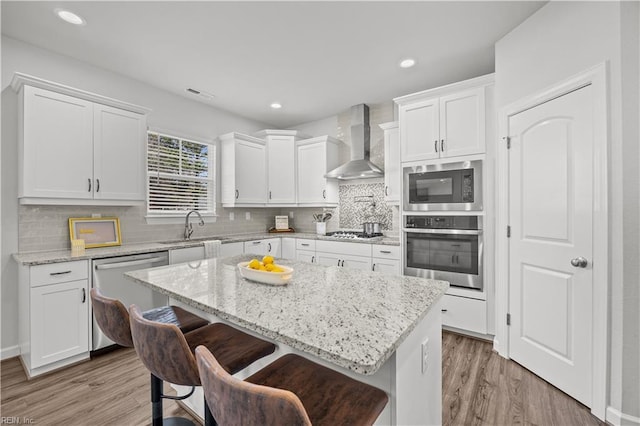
[325,104,384,180]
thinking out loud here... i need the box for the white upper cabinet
[254,130,308,206]
[439,88,485,158]
[379,121,400,204]
[12,74,150,205]
[93,104,146,201]
[296,136,342,206]
[396,74,493,163]
[400,98,440,162]
[220,133,267,206]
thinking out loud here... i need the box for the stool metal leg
[151,374,163,426]
[204,399,217,426]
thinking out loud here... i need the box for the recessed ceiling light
[399,58,416,69]
[55,9,86,26]
[270,103,282,109]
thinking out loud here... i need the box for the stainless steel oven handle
[403,228,482,235]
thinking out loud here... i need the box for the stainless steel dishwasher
[91,252,169,351]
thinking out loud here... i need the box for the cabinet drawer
[441,294,487,334]
[30,260,89,287]
[296,239,316,251]
[315,240,371,257]
[371,244,400,259]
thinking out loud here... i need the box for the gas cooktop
[325,231,384,240]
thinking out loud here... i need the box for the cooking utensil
[362,222,381,236]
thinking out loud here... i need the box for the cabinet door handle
[311,256,315,263]
[337,259,341,266]
[322,190,326,199]
[268,243,271,252]
[88,178,92,192]
[434,140,438,153]
[269,191,272,200]
[441,139,445,152]
[341,260,345,267]
[452,254,455,263]
[81,288,86,303]
[385,186,389,196]
[235,189,239,199]
[50,270,72,276]
[372,263,376,271]
[96,178,100,193]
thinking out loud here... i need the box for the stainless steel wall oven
[404,215,483,291]
[403,160,482,211]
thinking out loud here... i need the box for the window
[147,131,215,216]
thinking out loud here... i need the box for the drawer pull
[50,270,72,276]
[379,250,392,254]
[252,241,261,245]
[301,243,310,247]
[441,309,448,312]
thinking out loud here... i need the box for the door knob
[570,257,588,268]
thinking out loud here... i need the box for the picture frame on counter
[68,217,122,248]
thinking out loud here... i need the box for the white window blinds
[147,131,215,215]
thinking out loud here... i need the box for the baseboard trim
[1,345,20,360]
[607,406,640,426]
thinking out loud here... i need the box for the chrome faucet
[184,210,205,240]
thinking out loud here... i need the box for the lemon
[264,264,275,272]
[271,265,284,273]
[248,259,262,270]
[262,255,274,265]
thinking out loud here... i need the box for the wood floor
[1,332,604,426]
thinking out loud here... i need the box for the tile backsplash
[18,205,280,252]
[338,182,392,230]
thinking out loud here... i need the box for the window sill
[145,214,218,225]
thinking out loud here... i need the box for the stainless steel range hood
[325,104,384,180]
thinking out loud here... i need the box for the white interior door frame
[495,62,609,420]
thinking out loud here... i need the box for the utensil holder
[316,222,326,235]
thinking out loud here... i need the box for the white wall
[495,1,639,421]
[0,36,275,356]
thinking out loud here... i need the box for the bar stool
[129,304,277,426]
[90,288,209,347]
[90,289,210,425]
[195,346,389,426]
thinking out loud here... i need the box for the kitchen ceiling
[1,1,545,128]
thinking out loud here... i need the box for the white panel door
[21,86,94,199]
[508,85,593,407]
[93,104,146,200]
[267,136,296,204]
[400,98,439,162]
[297,142,326,203]
[440,87,485,158]
[31,280,89,368]
[235,140,267,203]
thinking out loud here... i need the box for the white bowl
[237,261,293,286]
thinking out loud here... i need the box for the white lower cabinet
[281,237,296,260]
[315,240,372,271]
[440,294,487,335]
[19,260,90,377]
[219,242,244,257]
[317,252,372,271]
[371,244,401,275]
[169,246,205,264]
[244,238,281,258]
[296,250,316,263]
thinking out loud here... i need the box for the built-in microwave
[403,160,482,211]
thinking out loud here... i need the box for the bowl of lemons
[237,255,293,286]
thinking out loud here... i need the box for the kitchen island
[125,254,448,425]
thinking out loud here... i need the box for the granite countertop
[125,254,447,375]
[13,232,400,266]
